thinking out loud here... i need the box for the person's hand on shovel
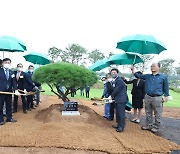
[15,90,20,96]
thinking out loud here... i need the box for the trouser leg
[144,95,153,127]
[0,95,5,122]
[152,96,163,129]
[115,102,126,130]
[13,95,18,112]
[5,95,13,120]
[21,95,27,111]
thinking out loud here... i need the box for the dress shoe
[106,118,113,121]
[112,125,118,129]
[35,105,39,107]
[31,107,36,109]
[23,110,27,114]
[6,119,17,123]
[0,121,5,125]
[12,110,17,113]
[116,127,124,132]
[27,108,31,111]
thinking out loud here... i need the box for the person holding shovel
[109,68,128,132]
[0,58,20,125]
[13,63,28,114]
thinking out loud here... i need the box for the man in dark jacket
[109,68,128,132]
[0,58,20,125]
[13,63,27,113]
[26,65,38,110]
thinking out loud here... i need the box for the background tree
[159,58,175,75]
[88,49,105,64]
[108,52,114,58]
[33,63,98,102]
[62,44,87,65]
[48,47,62,62]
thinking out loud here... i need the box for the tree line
[47,44,180,88]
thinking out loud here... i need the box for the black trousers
[86,91,89,98]
[0,94,13,122]
[14,95,27,112]
[109,102,115,120]
[115,102,126,130]
[27,95,34,109]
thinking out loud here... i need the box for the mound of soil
[35,104,109,128]
[0,95,179,154]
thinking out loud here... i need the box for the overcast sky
[0,0,180,70]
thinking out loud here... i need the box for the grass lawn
[42,84,180,108]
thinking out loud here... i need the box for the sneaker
[151,128,158,133]
[141,126,152,131]
[135,119,140,124]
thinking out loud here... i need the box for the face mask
[29,69,34,73]
[3,64,11,69]
[102,81,107,84]
[107,78,113,82]
[17,67,23,72]
[112,74,117,78]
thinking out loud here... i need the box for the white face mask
[17,67,23,72]
[107,78,113,82]
[102,81,107,84]
[3,63,11,69]
[29,69,34,73]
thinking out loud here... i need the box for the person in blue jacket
[109,68,128,132]
[25,65,38,110]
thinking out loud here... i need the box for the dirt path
[0,95,179,154]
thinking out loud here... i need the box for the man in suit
[13,63,27,114]
[26,65,37,110]
[109,68,128,132]
[0,58,20,125]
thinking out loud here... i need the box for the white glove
[34,86,38,90]
[109,99,113,103]
[15,90,20,96]
[24,89,28,94]
[107,96,112,100]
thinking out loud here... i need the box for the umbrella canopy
[116,34,167,54]
[89,58,109,71]
[0,35,27,50]
[0,38,25,52]
[23,51,50,65]
[107,53,143,65]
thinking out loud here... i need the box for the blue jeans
[104,103,111,118]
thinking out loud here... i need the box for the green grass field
[42,84,180,108]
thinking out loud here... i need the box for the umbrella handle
[133,54,137,65]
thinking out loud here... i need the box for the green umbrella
[23,51,50,65]
[107,52,143,65]
[89,58,109,71]
[0,38,25,52]
[0,35,27,50]
[0,38,25,58]
[117,34,167,54]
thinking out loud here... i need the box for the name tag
[20,76,24,78]
[11,74,15,78]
